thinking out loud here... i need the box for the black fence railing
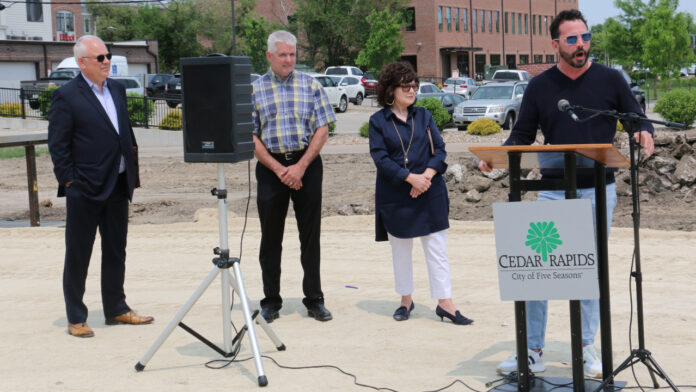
[0,87,183,130]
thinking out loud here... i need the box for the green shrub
[0,102,21,117]
[328,121,336,135]
[466,118,501,135]
[414,97,450,130]
[127,93,154,126]
[39,86,59,119]
[159,109,182,130]
[654,89,696,127]
[359,122,369,137]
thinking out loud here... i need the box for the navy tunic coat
[369,106,449,241]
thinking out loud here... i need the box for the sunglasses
[82,53,113,63]
[399,83,419,92]
[554,32,592,45]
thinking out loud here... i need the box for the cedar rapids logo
[498,221,596,268]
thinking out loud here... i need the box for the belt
[270,148,306,162]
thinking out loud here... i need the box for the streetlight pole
[230,0,236,55]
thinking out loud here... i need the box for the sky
[579,0,696,27]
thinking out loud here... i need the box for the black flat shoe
[260,306,280,323]
[393,302,415,321]
[306,303,333,321]
[435,305,473,325]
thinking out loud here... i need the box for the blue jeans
[526,183,617,349]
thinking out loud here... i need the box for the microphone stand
[569,105,683,392]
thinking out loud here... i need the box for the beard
[560,46,590,68]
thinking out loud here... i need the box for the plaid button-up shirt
[252,69,336,153]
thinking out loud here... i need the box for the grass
[0,146,49,159]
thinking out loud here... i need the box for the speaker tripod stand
[135,164,285,387]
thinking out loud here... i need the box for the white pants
[387,230,452,299]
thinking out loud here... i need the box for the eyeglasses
[82,53,113,63]
[554,32,592,45]
[399,83,419,92]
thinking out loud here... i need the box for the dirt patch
[2,130,695,231]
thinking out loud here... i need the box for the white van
[52,55,129,77]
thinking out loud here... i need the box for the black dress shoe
[435,305,473,325]
[393,302,415,321]
[260,306,280,323]
[306,303,332,321]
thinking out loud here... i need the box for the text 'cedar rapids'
[498,253,596,268]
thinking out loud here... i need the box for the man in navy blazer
[48,35,153,338]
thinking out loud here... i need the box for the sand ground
[1,212,694,391]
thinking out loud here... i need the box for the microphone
[558,99,579,121]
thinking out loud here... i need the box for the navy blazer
[48,74,139,202]
[369,106,449,241]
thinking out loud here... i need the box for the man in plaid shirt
[251,30,336,324]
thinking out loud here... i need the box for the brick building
[254,0,579,80]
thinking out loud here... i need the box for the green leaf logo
[525,221,562,262]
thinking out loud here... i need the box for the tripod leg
[228,274,286,351]
[135,266,221,371]
[645,354,680,391]
[231,262,268,386]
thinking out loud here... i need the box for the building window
[525,14,528,34]
[488,11,492,33]
[546,54,555,63]
[532,15,536,35]
[462,8,468,31]
[405,7,416,31]
[447,7,451,31]
[480,10,485,33]
[505,12,508,34]
[56,10,75,33]
[26,0,43,22]
[539,15,543,35]
[490,54,501,66]
[473,9,477,33]
[534,55,542,63]
[438,7,442,31]
[496,11,500,33]
[518,13,522,34]
[511,12,515,35]
[455,8,459,31]
[519,55,529,65]
[545,16,549,36]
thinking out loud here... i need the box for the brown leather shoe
[68,322,95,338]
[105,311,154,325]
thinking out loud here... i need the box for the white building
[0,0,53,41]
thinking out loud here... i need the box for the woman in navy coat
[368,62,473,325]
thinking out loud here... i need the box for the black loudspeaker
[180,55,255,163]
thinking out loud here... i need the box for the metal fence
[0,87,183,130]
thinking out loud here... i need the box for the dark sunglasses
[82,53,113,63]
[554,32,592,45]
[399,83,419,92]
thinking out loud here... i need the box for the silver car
[452,81,527,130]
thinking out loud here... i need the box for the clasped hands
[407,168,438,198]
[276,164,305,190]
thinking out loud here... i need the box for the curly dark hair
[549,9,588,39]
[376,62,419,107]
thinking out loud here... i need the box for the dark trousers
[256,155,324,309]
[63,173,131,324]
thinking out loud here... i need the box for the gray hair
[267,30,297,53]
[73,35,106,58]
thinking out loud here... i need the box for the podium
[470,144,629,392]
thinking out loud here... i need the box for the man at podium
[478,9,654,378]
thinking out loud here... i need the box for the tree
[355,9,404,74]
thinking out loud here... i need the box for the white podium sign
[493,199,599,301]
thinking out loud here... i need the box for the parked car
[164,74,182,108]
[329,75,365,105]
[441,77,478,98]
[146,73,174,97]
[418,82,441,94]
[452,81,527,130]
[362,71,378,96]
[111,76,145,95]
[312,74,349,113]
[416,92,466,118]
[325,66,364,78]
[490,69,531,82]
[618,68,646,113]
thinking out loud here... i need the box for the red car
[362,71,377,96]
